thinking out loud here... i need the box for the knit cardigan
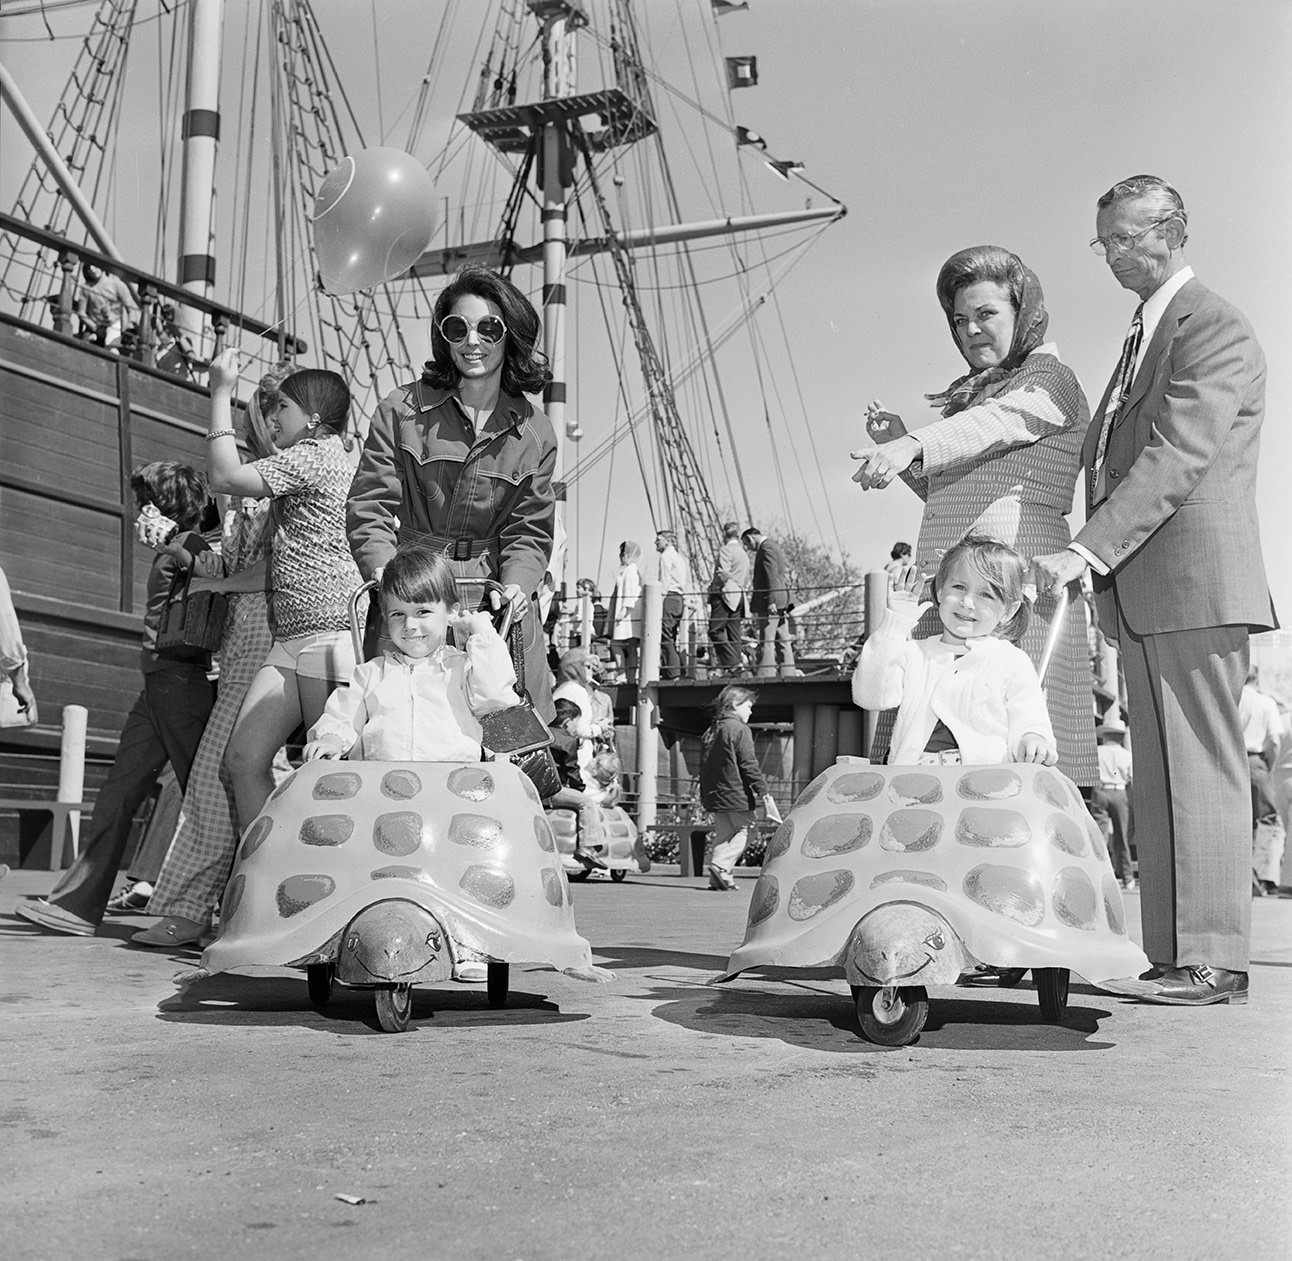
[852,606,1054,765]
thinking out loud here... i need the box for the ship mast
[176,0,225,347]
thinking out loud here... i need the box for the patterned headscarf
[926,246,1050,416]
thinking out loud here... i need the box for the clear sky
[3,0,1289,614]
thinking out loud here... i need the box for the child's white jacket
[851,606,1054,765]
[309,631,519,762]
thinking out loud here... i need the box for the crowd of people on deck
[6,172,1287,1008]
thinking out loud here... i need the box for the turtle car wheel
[853,984,929,1047]
[307,963,335,1009]
[374,983,413,1033]
[1035,967,1069,1022]
[994,967,1028,988]
[487,960,509,1008]
[609,868,627,883]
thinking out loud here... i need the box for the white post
[57,705,88,862]
[634,583,663,837]
[861,571,887,758]
[176,0,225,347]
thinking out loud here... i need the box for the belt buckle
[451,538,473,561]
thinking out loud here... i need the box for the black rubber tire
[853,984,929,1047]
[994,967,1028,988]
[487,960,509,1008]
[1035,967,1070,1022]
[566,867,591,882]
[609,868,627,883]
[306,962,335,1009]
[374,983,413,1033]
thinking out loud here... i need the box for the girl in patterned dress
[133,373,288,947]
[203,348,362,831]
[851,246,1096,786]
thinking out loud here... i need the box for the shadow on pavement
[157,971,590,1034]
[647,977,1117,1054]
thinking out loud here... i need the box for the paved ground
[1,865,1288,1261]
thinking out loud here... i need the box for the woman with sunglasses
[850,245,1096,788]
[348,265,556,717]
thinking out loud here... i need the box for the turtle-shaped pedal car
[718,757,1149,1046]
[546,803,650,882]
[201,759,600,1031]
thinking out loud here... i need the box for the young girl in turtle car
[852,533,1056,768]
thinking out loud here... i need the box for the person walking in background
[347,264,556,720]
[698,685,781,891]
[608,540,643,685]
[0,564,37,727]
[1036,174,1276,1006]
[17,463,216,936]
[654,529,694,680]
[854,245,1095,788]
[742,526,796,678]
[1240,667,1283,896]
[1090,711,1135,890]
[707,521,749,676]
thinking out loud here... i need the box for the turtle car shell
[546,804,650,873]
[722,758,1149,984]
[203,759,593,976]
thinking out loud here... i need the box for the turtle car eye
[924,930,945,950]
[426,931,441,950]
[346,933,360,951]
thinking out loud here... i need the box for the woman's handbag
[478,616,561,802]
[157,562,227,654]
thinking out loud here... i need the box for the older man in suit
[1037,175,1276,1006]
[742,526,796,678]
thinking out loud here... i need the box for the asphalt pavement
[1,866,1288,1260]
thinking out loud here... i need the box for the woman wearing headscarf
[852,245,1095,786]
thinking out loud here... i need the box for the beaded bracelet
[204,428,236,443]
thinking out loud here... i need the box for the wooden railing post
[57,705,88,865]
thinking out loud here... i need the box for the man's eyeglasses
[438,314,507,345]
[1088,216,1175,258]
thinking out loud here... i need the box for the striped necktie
[1091,305,1144,504]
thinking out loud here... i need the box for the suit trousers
[754,608,795,676]
[660,591,684,679]
[1089,786,1133,883]
[1116,598,1251,971]
[708,596,744,671]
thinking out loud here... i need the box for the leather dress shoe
[1139,964,1169,981]
[1139,964,1248,1006]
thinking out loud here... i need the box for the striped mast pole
[176,0,224,351]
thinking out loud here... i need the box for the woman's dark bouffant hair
[279,368,352,445]
[935,245,1030,320]
[422,265,552,396]
[130,461,209,531]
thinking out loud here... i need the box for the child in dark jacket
[698,685,781,891]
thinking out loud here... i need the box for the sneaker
[452,960,488,983]
[132,915,208,948]
[1120,878,1138,891]
[15,899,96,936]
[104,881,154,915]
[573,848,609,871]
[706,864,737,892]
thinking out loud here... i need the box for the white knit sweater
[852,606,1054,765]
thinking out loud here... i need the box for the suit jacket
[709,539,750,611]
[750,538,791,615]
[1074,277,1276,638]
